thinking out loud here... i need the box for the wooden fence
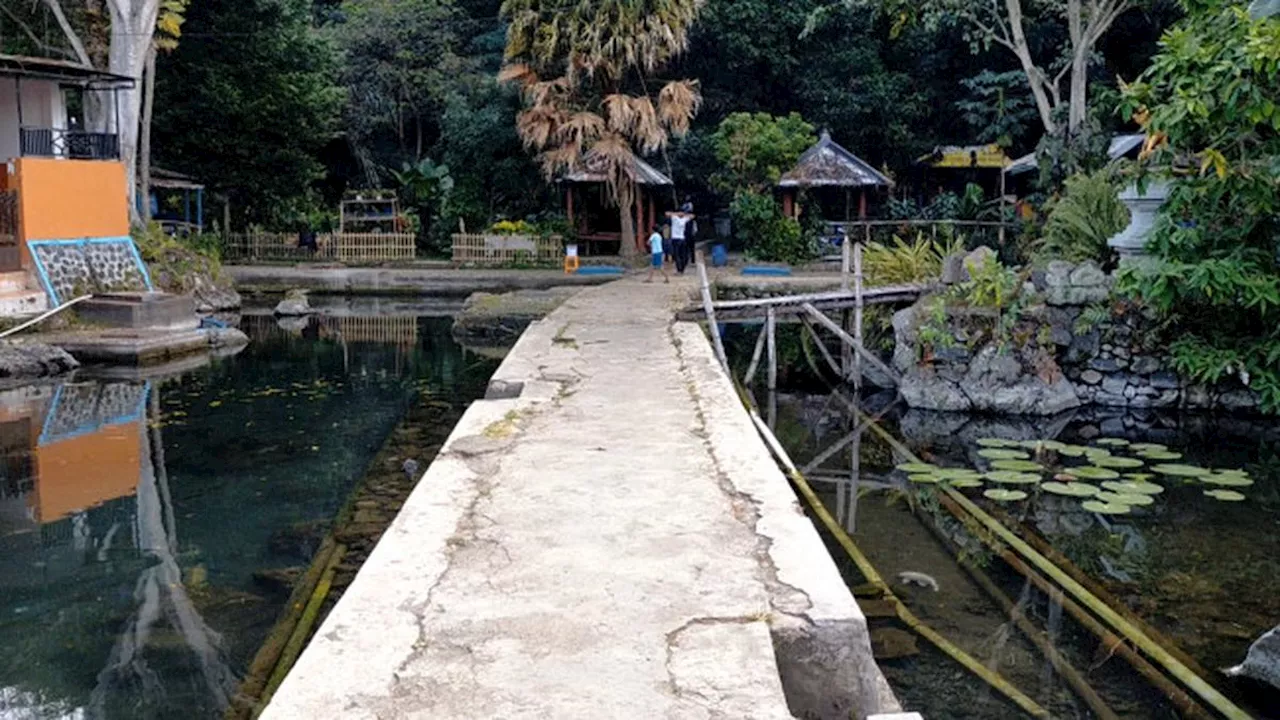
[224,232,416,263]
[450,233,562,266]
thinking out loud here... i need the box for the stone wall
[31,239,150,304]
[894,258,1260,415]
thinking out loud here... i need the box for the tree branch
[0,3,76,60]
[41,0,92,66]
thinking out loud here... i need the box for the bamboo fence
[450,233,562,265]
[224,232,416,263]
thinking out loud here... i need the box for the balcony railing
[19,127,120,161]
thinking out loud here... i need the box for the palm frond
[657,80,701,137]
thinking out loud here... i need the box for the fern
[862,232,964,286]
[1037,171,1130,264]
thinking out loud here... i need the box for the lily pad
[1107,492,1155,506]
[909,473,942,484]
[948,478,985,489]
[1202,473,1254,487]
[984,489,1029,502]
[1124,473,1156,482]
[1040,481,1100,497]
[1137,450,1183,461]
[1095,438,1131,447]
[1068,466,1121,480]
[989,459,1045,472]
[1101,480,1164,495]
[985,471,1041,484]
[1152,463,1212,478]
[934,468,983,480]
[976,438,1018,448]
[1057,445,1089,457]
[1204,489,1246,502]
[896,463,939,474]
[1018,439,1068,451]
[977,448,1030,460]
[1129,443,1168,452]
[1081,500,1133,515]
[1092,456,1146,469]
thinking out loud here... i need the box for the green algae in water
[909,473,942,484]
[1152,463,1212,477]
[1081,500,1133,515]
[977,448,1030,460]
[896,463,939,474]
[1092,455,1146,469]
[1102,480,1164,495]
[1068,466,1121,480]
[1040,481,1100,497]
[988,459,1044,472]
[985,470,1041,484]
[1204,489,1247,501]
[984,488,1028,502]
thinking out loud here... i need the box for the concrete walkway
[261,277,897,719]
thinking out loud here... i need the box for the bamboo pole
[801,303,899,386]
[913,502,1121,720]
[853,411,1250,720]
[743,323,768,385]
[745,409,1050,719]
[254,544,348,717]
[841,231,852,292]
[801,316,842,380]
[766,306,777,392]
[853,242,864,388]
[695,245,730,373]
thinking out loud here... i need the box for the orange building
[0,54,142,315]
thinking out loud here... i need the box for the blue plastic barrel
[711,244,728,267]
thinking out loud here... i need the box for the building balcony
[19,127,120,161]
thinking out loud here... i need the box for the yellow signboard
[927,145,1010,169]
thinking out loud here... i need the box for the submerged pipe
[746,409,1051,719]
[854,410,1251,720]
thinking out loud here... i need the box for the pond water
[764,386,1280,719]
[0,311,497,718]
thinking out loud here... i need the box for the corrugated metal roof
[562,154,674,186]
[1004,134,1148,176]
[778,132,892,188]
[0,53,134,86]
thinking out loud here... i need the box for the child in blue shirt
[644,224,669,283]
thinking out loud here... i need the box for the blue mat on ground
[741,266,792,277]
[576,266,625,275]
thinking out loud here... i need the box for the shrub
[488,219,536,235]
[862,233,964,286]
[731,191,815,265]
[1036,171,1129,264]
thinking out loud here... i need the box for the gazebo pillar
[566,185,575,227]
[634,187,645,251]
[859,189,868,220]
[647,195,656,238]
[782,191,795,219]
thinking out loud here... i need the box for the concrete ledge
[673,322,900,720]
[227,266,618,296]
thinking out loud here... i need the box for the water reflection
[0,313,498,719]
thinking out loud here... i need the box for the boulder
[0,341,79,379]
[273,289,312,316]
[963,246,997,275]
[1130,356,1160,375]
[205,327,250,350]
[1068,260,1107,287]
[891,306,921,375]
[1079,370,1103,385]
[900,369,972,412]
[191,274,242,313]
[1225,625,1280,692]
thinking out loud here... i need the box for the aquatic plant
[1102,480,1164,495]
[1204,489,1246,502]
[984,489,1028,502]
[1069,466,1121,480]
[1092,456,1145,469]
[1081,500,1132,515]
[1040,481,1100,497]
[1151,464,1212,477]
[977,448,1030,460]
[896,462,939,474]
[989,459,1045,472]
[985,471,1041,484]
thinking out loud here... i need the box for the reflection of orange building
[0,381,145,533]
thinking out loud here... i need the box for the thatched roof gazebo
[778,131,892,220]
[562,155,674,255]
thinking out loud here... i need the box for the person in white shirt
[666,202,695,274]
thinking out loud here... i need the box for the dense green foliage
[731,191,815,265]
[1119,0,1280,411]
[152,0,342,228]
[1037,172,1130,264]
[710,113,816,193]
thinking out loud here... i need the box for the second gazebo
[778,131,892,221]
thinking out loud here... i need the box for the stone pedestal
[1108,180,1170,266]
[76,292,198,331]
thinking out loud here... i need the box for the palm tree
[499,0,704,257]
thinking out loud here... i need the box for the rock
[941,254,967,284]
[1066,331,1100,364]
[1091,357,1127,372]
[1131,356,1160,375]
[252,567,303,594]
[1224,625,1280,692]
[871,627,920,659]
[1152,389,1179,407]
[274,289,312,316]
[1045,261,1074,288]
[1047,307,1076,346]
[1069,260,1107,287]
[963,246,997,275]
[1150,371,1179,390]
[0,341,79,378]
[1183,384,1211,408]
[276,315,309,333]
[966,346,1021,387]
[1220,389,1258,412]
[892,306,921,375]
[1100,418,1126,436]
[1101,375,1128,396]
[1124,384,1137,399]
[190,273,242,313]
[1114,346,1131,360]
[205,327,249,350]
[900,370,972,412]
[985,377,1081,415]
[932,346,971,365]
[1095,392,1127,406]
[1079,370,1103,385]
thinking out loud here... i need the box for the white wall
[0,78,68,161]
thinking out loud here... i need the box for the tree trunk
[1004,0,1058,135]
[106,0,162,225]
[138,43,157,224]
[619,203,636,259]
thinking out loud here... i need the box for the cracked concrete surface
[261,278,896,720]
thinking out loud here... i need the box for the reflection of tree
[88,390,237,716]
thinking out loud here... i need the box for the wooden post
[840,231,851,292]
[647,195,656,238]
[854,242,865,389]
[634,187,645,252]
[846,395,861,532]
[841,230,853,379]
[802,303,898,386]
[744,323,768,385]
[782,191,794,219]
[695,245,731,373]
[999,167,1008,249]
[566,186,575,226]
[859,188,868,220]
[766,306,777,393]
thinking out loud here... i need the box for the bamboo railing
[450,233,562,265]
[224,232,416,263]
